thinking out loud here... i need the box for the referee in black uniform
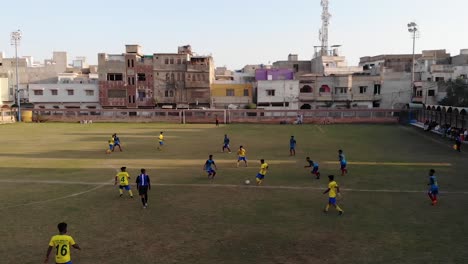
[136,169,151,208]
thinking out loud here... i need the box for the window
[293,64,299,72]
[243,89,249,96]
[177,58,181,64]
[374,84,381,95]
[300,85,312,93]
[319,85,331,93]
[165,90,174,97]
[85,90,94,96]
[164,58,169,64]
[359,86,367,94]
[138,91,146,99]
[137,73,146,81]
[428,90,435,96]
[226,89,235,96]
[435,77,445,82]
[266,89,276,96]
[67,89,74,96]
[51,89,58,96]
[108,90,126,98]
[170,58,174,64]
[127,59,131,68]
[33,90,43,96]
[107,73,123,81]
[131,59,134,68]
[335,87,347,94]
[417,90,423,97]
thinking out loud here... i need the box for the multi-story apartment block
[257,80,300,110]
[98,45,155,109]
[0,51,68,104]
[153,45,214,109]
[298,74,382,109]
[211,69,255,109]
[28,70,100,109]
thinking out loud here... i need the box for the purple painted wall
[255,69,294,81]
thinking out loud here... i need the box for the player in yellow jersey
[115,166,133,198]
[237,145,248,167]
[107,136,115,153]
[256,159,268,185]
[157,132,164,150]
[44,222,81,264]
[323,175,344,215]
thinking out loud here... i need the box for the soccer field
[0,123,467,264]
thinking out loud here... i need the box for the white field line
[0,181,112,210]
[0,179,467,195]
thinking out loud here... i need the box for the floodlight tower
[408,22,418,101]
[11,30,22,122]
[319,0,331,56]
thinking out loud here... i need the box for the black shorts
[138,186,149,195]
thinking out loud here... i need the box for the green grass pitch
[0,123,467,264]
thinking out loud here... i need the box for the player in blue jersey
[305,157,321,179]
[290,136,297,156]
[427,169,439,206]
[222,134,231,153]
[338,149,348,176]
[204,155,218,180]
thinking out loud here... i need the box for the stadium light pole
[408,22,418,103]
[11,30,22,122]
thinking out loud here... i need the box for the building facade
[28,83,99,109]
[153,45,214,109]
[98,45,155,109]
[257,80,300,110]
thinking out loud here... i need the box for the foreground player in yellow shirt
[256,159,269,186]
[237,146,248,167]
[115,166,134,198]
[44,222,81,264]
[323,175,344,215]
[157,132,164,150]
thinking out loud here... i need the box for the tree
[439,79,468,107]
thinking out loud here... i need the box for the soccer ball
[106,149,111,154]
[244,180,251,185]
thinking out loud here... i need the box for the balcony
[299,93,316,101]
[352,94,375,101]
[333,94,351,101]
[187,64,210,72]
[316,93,332,101]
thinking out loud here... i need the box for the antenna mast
[319,0,331,56]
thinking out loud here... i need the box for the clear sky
[1,0,466,69]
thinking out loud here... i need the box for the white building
[28,83,100,109]
[257,80,299,110]
[0,75,9,105]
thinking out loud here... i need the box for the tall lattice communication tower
[319,0,331,56]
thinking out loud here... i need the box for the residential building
[0,73,8,105]
[273,54,312,74]
[211,71,254,109]
[298,74,382,109]
[311,47,362,76]
[28,83,99,109]
[0,51,68,104]
[153,45,214,109]
[257,80,299,110]
[98,45,155,108]
[255,69,294,81]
